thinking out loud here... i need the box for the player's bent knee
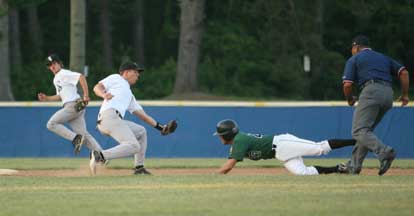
[140,127,147,137]
[287,167,308,175]
[284,163,305,175]
[284,160,319,175]
[130,142,141,152]
[46,121,56,130]
[289,167,318,175]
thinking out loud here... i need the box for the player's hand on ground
[37,92,47,101]
[398,95,409,106]
[103,93,114,100]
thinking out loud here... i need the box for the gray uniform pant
[349,83,394,174]
[47,101,102,151]
[97,109,147,167]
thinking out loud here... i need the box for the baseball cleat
[89,150,106,175]
[72,134,85,155]
[337,163,349,174]
[378,149,396,176]
[104,159,110,166]
[134,166,152,175]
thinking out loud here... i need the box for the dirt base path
[3,167,414,177]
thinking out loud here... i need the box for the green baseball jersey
[228,132,275,161]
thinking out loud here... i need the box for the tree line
[0,0,413,101]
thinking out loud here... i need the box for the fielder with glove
[91,61,178,176]
[38,54,103,156]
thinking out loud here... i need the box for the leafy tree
[0,0,14,100]
[70,0,86,73]
[6,0,414,101]
[173,0,206,94]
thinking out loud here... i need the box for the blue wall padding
[0,106,413,158]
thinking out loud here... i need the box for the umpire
[342,35,410,175]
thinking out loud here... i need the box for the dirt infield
[3,167,414,177]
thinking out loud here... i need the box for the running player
[38,54,102,155]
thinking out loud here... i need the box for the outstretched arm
[398,69,410,106]
[132,109,158,127]
[217,159,237,174]
[133,109,177,135]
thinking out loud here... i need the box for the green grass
[1,158,414,216]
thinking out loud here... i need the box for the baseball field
[1,158,414,216]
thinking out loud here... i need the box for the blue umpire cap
[351,35,370,47]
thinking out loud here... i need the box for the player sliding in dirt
[214,119,355,175]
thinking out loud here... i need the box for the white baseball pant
[47,101,102,151]
[97,109,147,166]
[273,133,332,175]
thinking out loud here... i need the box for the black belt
[360,79,391,90]
[97,109,122,125]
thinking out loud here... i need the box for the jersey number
[247,133,263,139]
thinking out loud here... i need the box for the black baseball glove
[74,98,87,112]
[161,120,178,135]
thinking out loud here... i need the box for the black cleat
[72,134,85,155]
[134,166,152,175]
[378,149,396,176]
[89,151,106,175]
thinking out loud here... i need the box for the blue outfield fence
[0,101,413,158]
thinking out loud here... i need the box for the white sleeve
[99,74,116,89]
[62,71,81,85]
[128,96,143,113]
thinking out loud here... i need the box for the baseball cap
[119,61,145,73]
[46,54,62,66]
[351,35,370,47]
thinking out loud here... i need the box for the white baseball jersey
[98,74,143,118]
[53,69,81,105]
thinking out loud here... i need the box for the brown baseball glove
[161,120,178,135]
[74,98,87,112]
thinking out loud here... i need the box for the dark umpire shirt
[342,48,405,87]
